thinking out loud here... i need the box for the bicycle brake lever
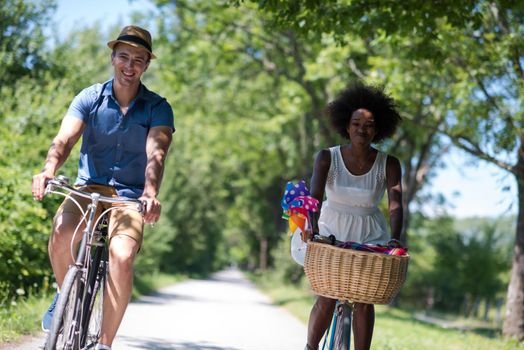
[56,175,70,185]
[139,201,146,214]
[44,182,54,195]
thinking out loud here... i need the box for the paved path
[2,269,307,350]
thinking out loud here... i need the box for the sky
[53,0,156,35]
[423,150,516,218]
[53,0,518,219]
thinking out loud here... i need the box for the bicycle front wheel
[81,246,107,348]
[45,266,83,350]
[332,303,352,350]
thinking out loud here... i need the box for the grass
[0,294,51,343]
[0,272,185,344]
[249,271,524,350]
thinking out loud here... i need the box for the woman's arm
[308,149,331,236]
[385,154,403,241]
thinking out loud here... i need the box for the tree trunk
[259,238,268,270]
[484,300,491,322]
[503,147,524,340]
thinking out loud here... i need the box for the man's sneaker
[95,345,112,350]
[41,293,59,332]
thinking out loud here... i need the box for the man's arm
[32,116,85,200]
[140,125,173,224]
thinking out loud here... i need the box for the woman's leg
[352,303,374,350]
[306,296,336,350]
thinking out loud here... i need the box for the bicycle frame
[311,234,353,350]
[321,301,353,350]
[44,176,142,350]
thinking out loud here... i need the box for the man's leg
[49,211,85,285]
[99,235,139,346]
[99,203,143,347]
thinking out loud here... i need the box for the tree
[431,2,524,339]
[410,216,510,314]
[233,1,467,245]
[0,0,56,86]
[151,0,354,270]
[0,0,60,301]
[241,0,480,46]
[153,0,448,269]
[242,0,524,339]
[0,7,122,301]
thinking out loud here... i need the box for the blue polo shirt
[66,79,174,198]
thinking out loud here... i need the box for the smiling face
[347,108,377,145]
[111,43,150,88]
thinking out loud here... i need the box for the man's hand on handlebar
[32,171,54,201]
[139,194,161,225]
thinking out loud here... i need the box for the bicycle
[308,234,407,350]
[306,234,351,350]
[321,299,354,350]
[43,176,143,350]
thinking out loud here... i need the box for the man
[32,25,174,350]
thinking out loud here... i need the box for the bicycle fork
[322,301,353,350]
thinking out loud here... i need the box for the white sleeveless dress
[318,145,390,244]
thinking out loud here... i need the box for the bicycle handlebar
[311,234,342,245]
[45,176,144,213]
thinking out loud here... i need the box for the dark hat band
[116,34,152,53]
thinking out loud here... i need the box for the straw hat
[107,25,156,59]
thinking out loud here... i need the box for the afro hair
[326,82,402,143]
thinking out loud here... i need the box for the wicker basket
[304,241,409,304]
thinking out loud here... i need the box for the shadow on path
[117,335,242,350]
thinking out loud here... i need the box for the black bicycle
[44,176,142,350]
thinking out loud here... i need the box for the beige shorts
[54,184,144,247]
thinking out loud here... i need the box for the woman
[305,82,403,350]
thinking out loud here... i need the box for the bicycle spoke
[85,261,106,347]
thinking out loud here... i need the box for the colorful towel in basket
[337,241,408,256]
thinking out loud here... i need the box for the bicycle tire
[81,245,107,348]
[332,303,352,350]
[45,266,83,350]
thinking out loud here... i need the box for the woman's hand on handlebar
[301,229,320,243]
[387,238,405,248]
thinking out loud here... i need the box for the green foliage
[0,293,52,342]
[400,215,512,315]
[241,0,481,45]
[0,0,77,302]
[0,0,57,85]
[0,3,110,303]
[267,232,305,285]
[0,77,76,302]
[151,0,344,271]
